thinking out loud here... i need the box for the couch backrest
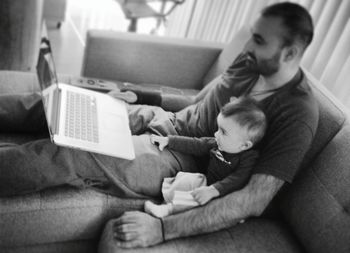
[279,123,350,253]
[277,73,349,253]
[210,27,350,252]
[82,30,223,90]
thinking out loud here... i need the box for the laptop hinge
[51,87,62,135]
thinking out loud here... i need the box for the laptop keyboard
[64,91,99,143]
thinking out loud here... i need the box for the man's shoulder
[275,74,318,116]
[265,75,319,137]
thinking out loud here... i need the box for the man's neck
[261,65,299,89]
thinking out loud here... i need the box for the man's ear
[240,140,253,151]
[284,46,298,62]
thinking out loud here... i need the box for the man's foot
[144,201,172,218]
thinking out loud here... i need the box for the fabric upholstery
[0,187,145,248]
[2,240,96,253]
[279,124,350,253]
[99,218,304,253]
[82,30,223,90]
[298,73,346,170]
[277,73,348,253]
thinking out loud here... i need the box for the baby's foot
[144,201,172,218]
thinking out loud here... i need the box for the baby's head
[214,97,267,153]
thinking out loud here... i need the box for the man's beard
[247,50,281,76]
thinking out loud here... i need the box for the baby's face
[214,114,250,154]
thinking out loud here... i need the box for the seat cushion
[0,186,145,248]
[280,124,350,253]
[99,218,304,253]
[1,240,96,253]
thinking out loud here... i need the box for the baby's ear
[241,140,253,151]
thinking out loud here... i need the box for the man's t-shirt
[174,54,319,183]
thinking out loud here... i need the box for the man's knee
[127,105,164,134]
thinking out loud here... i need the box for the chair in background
[116,0,184,33]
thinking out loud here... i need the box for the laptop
[36,33,135,160]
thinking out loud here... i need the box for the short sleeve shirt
[174,54,319,183]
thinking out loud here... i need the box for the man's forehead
[251,15,286,42]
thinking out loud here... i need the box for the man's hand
[108,89,138,103]
[112,211,163,248]
[150,134,169,151]
[191,186,220,205]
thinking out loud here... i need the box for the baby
[145,97,267,218]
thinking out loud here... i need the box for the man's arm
[112,173,284,248]
[163,173,284,239]
[111,78,219,112]
[156,76,221,111]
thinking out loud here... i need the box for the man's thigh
[94,134,198,198]
[0,139,86,196]
[0,93,47,133]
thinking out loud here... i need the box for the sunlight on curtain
[165,0,350,108]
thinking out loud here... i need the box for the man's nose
[243,38,253,53]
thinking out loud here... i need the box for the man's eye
[254,38,263,45]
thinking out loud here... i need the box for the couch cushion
[0,187,145,248]
[280,124,350,253]
[2,240,96,253]
[99,218,304,253]
[298,72,347,170]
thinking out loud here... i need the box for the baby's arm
[150,135,169,151]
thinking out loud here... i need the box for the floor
[47,0,164,77]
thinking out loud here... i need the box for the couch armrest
[81,30,224,90]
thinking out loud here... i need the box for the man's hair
[220,97,267,146]
[262,2,314,52]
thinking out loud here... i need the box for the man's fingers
[116,239,143,249]
[114,223,138,233]
[114,230,138,241]
[113,212,140,228]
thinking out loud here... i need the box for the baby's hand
[191,186,220,205]
[150,134,169,151]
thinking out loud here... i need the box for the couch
[1,27,349,253]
